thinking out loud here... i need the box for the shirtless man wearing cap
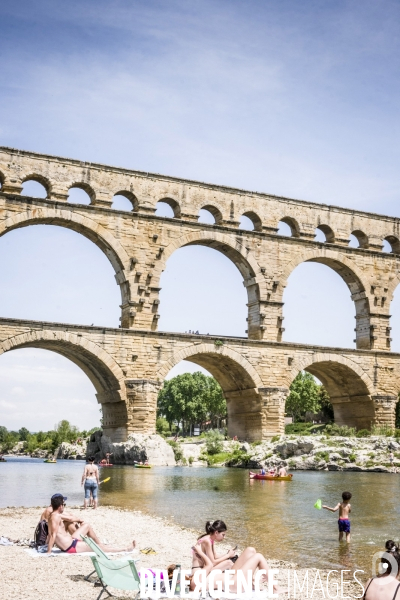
[41,494,102,542]
[47,495,136,554]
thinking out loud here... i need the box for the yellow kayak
[134,464,151,468]
[44,459,57,463]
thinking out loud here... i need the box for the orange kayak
[249,471,293,481]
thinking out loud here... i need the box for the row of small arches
[7,178,400,255]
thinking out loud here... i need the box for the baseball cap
[51,493,67,502]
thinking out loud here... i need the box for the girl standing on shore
[81,457,99,509]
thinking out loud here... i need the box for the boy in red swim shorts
[323,491,352,543]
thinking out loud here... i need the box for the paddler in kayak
[278,464,288,477]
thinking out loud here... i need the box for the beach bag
[34,519,48,548]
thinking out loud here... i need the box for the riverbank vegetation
[0,420,99,454]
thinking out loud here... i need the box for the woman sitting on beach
[191,520,238,574]
[191,520,278,594]
[364,540,400,600]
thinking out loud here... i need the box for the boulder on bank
[86,431,176,466]
[56,441,87,460]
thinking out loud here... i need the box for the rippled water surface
[1,457,399,574]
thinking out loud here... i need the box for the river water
[1,457,398,575]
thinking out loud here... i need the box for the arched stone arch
[281,248,372,349]
[199,204,224,225]
[159,342,264,388]
[157,196,181,218]
[21,174,52,198]
[285,354,376,429]
[0,207,132,323]
[159,343,265,440]
[241,211,262,232]
[153,230,267,340]
[113,190,138,211]
[68,182,96,204]
[0,329,128,440]
[277,216,301,237]
[316,224,335,243]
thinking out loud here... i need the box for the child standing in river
[323,491,352,543]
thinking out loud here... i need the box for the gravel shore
[0,505,360,600]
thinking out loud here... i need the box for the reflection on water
[1,457,399,574]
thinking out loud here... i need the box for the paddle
[314,499,322,509]
[99,477,111,485]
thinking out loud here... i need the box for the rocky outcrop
[56,441,87,460]
[86,431,176,466]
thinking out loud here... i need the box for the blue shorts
[338,519,350,533]
[84,480,98,499]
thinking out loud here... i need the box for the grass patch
[315,451,330,462]
[204,452,231,466]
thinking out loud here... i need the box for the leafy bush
[271,435,280,442]
[188,456,194,465]
[285,422,314,434]
[371,425,394,436]
[325,424,356,437]
[349,453,357,463]
[156,417,170,436]
[251,440,262,447]
[395,429,400,439]
[167,440,184,462]
[204,430,224,455]
[205,452,231,466]
[315,451,330,462]
[356,429,371,438]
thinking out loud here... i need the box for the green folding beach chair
[90,553,141,600]
[81,535,139,582]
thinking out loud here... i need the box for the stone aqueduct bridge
[1,146,400,441]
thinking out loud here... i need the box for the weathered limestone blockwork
[1,147,400,348]
[0,318,399,441]
[1,147,400,439]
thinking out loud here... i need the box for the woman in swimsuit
[191,520,278,594]
[364,540,400,600]
[191,520,238,576]
[81,456,99,509]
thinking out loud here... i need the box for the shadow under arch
[0,207,132,316]
[159,343,264,440]
[153,231,266,340]
[288,355,375,429]
[0,329,128,440]
[282,248,371,349]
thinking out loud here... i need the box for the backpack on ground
[34,519,48,548]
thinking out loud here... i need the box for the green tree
[318,386,334,421]
[18,427,30,441]
[0,426,8,443]
[157,372,226,435]
[285,371,321,422]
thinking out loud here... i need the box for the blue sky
[1,0,400,430]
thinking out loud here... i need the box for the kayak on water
[249,471,293,481]
[134,464,151,468]
[44,459,57,463]
[99,463,113,467]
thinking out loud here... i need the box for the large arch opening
[158,245,248,337]
[160,348,264,441]
[0,348,100,432]
[283,256,368,348]
[0,225,121,326]
[0,332,127,440]
[300,360,374,430]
